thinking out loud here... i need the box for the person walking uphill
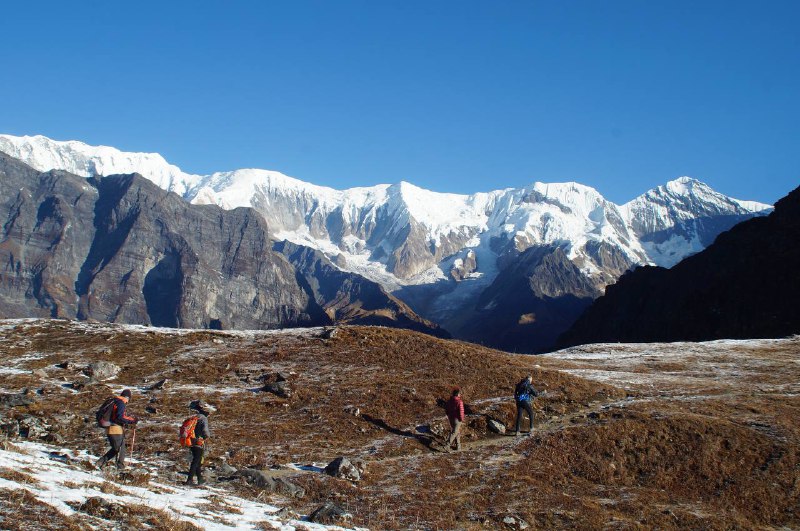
[96,389,138,470]
[445,387,465,451]
[514,375,538,436]
[181,400,214,486]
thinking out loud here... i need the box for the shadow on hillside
[361,414,436,448]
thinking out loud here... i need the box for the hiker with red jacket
[183,400,214,485]
[445,387,465,451]
[96,389,138,470]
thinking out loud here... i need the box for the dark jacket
[191,413,211,447]
[445,395,465,422]
[111,397,137,426]
[514,380,537,403]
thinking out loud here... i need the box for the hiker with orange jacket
[96,389,138,470]
[445,387,465,451]
[182,400,214,485]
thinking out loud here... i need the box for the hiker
[182,400,214,485]
[445,387,465,451]
[96,389,138,469]
[513,375,538,436]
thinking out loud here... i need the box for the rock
[502,515,529,529]
[262,380,291,399]
[32,368,48,379]
[343,405,361,417]
[233,469,305,498]
[55,361,73,370]
[308,502,351,525]
[84,361,120,381]
[147,378,167,391]
[323,456,361,482]
[17,415,49,439]
[0,420,20,438]
[43,432,66,445]
[487,419,506,435]
[0,393,34,408]
[215,461,238,476]
[145,406,158,414]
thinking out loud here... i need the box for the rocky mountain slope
[0,134,771,350]
[0,152,440,334]
[0,319,797,529]
[560,185,800,346]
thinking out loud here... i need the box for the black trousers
[514,400,534,433]
[100,434,126,468]
[188,446,205,482]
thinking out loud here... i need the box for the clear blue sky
[2,1,798,204]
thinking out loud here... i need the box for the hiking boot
[184,479,194,486]
[95,457,107,469]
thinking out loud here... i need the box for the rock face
[457,245,601,353]
[0,152,440,335]
[560,186,800,346]
[275,241,448,337]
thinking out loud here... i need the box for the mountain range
[0,134,772,350]
[559,184,800,346]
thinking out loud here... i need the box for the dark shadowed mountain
[456,245,602,353]
[559,185,800,347]
[0,152,440,335]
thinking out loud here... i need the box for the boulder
[502,515,530,529]
[233,469,305,498]
[147,378,167,391]
[323,456,361,482]
[84,361,120,381]
[487,419,507,435]
[309,502,351,525]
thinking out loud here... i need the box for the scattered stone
[55,361,73,370]
[145,406,158,414]
[84,361,120,381]
[147,378,168,391]
[309,502,351,525]
[32,368,48,379]
[323,456,361,482]
[43,432,65,445]
[502,515,529,529]
[17,415,49,439]
[261,373,291,398]
[319,327,338,340]
[487,419,507,435]
[0,393,34,408]
[233,469,305,498]
[0,420,20,438]
[344,405,360,417]
[215,461,238,476]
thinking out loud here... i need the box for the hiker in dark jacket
[96,389,138,469]
[445,387,465,451]
[185,400,214,485]
[514,375,537,436]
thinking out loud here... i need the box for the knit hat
[121,389,132,399]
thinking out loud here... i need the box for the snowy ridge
[0,133,772,292]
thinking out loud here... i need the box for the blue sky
[2,1,798,204]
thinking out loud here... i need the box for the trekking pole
[130,427,136,457]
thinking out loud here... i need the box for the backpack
[515,382,532,403]
[96,397,116,428]
[179,415,199,447]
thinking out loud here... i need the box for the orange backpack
[179,415,199,447]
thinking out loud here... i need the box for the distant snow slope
[0,134,772,294]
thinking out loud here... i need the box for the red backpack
[179,415,199,447]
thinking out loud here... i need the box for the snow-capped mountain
[0,133,773,351]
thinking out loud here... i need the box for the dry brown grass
[0,320,798,529]
[0,488,83,530]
